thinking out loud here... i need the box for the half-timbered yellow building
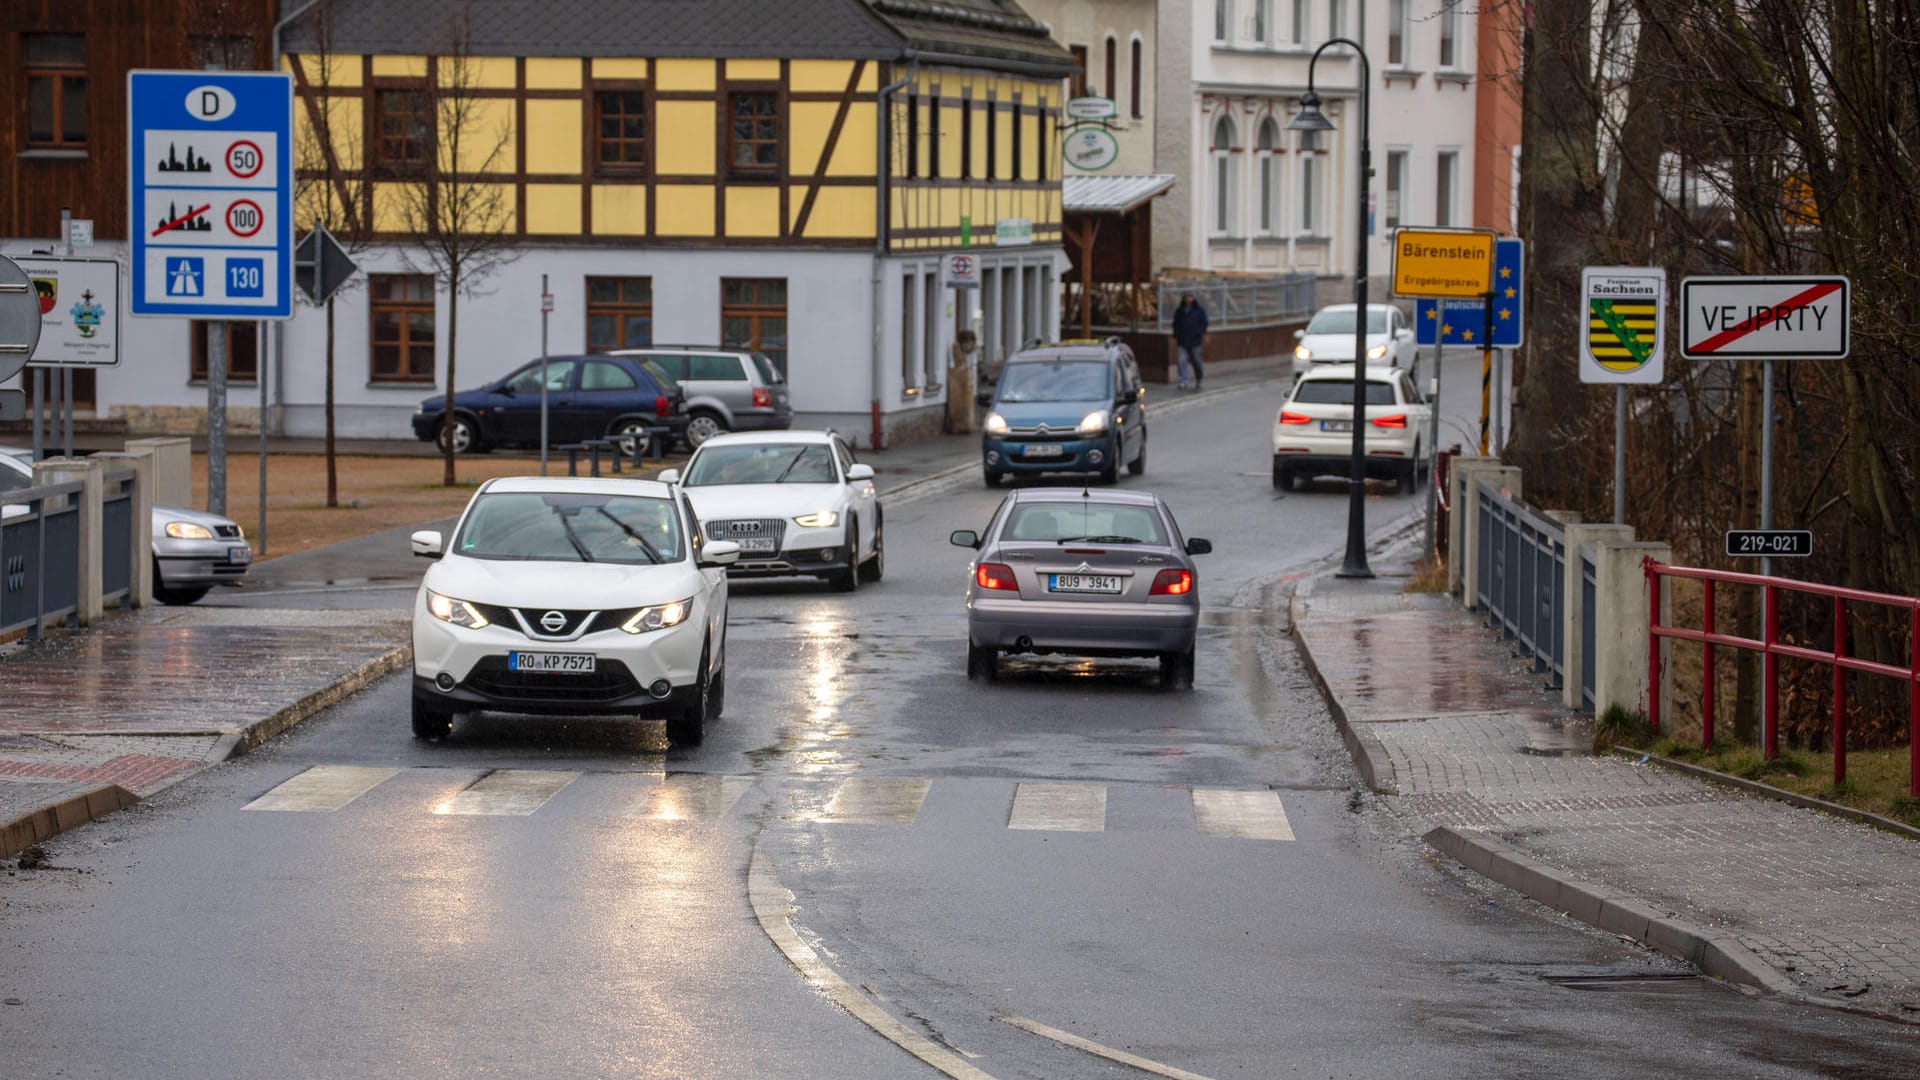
[278,0,1075,446]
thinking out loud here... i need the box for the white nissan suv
[1271,364,1432,494]
[409,477,739,745]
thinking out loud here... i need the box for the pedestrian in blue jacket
[1171,293,1208,390]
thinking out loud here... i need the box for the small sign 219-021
[1725,530,1813,558]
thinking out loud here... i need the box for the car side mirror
[1185,537,1213,556]
[846,463,875,481]
[950,529,980,549]
[1293,328,1305,341]
[656,468,681,485]
[701,539,741,567]
[411,530,444,559]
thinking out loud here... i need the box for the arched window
[1211,115,1237,236]
[1104,36,1117,102]
[1298,128,1322,234]
[1129,38,1144,118]
[1256,118,1281,235]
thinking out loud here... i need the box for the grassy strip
[1597,705,1920,828]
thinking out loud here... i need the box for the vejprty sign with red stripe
[1680,276,1850,360]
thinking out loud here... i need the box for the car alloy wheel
[610,419,653,457]
[685,413,726,448]
[436,416,479,454]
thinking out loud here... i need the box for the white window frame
[1438,3,1460,69]
[1291,0,1308,44]
[1256,118,1282,235]
[1211,114,1238,237]
[1253,0,1269,45]
[1387,0,1409,67]
[1327,0,1345,39]
[1215,0,1232,44]
[1436,148,1460,228]
[1297,128,1322,235]
[1385,148,1409,230]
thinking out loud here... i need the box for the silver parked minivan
[613,346,792,448]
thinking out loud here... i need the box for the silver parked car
[0,448,251,605]
[612,346,792,448]
[950,488,1211,688]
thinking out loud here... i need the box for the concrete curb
[221,644,414,759]
[1616,746,1920,843]
[1288,589,1398,796]
[1421,826,1801,997]
[0,783,140,860]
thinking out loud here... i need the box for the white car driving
[659,430,883,592]
[1292,303,1419,369]
[408,476,738,745]
[1272,364,1433,494]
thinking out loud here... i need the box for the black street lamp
[1289,39,1373,579]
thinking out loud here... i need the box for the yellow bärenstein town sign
[1391,228,1496,299]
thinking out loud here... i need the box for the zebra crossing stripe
[1191,789,1295,840]
[244,766,400,812]
[635,775,755,822]
[819,778,931,825]
[1008,783,1106,832]
[434,770,579,816]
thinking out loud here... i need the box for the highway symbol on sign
[1580,266,1666,384]
[128,70,293,318]
[1680,276,1850,360]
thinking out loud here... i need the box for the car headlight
[164,522,214,540]
[793,510,839,528]
[426,589,491,629]
[1294,344,1312,361]
[1366,343,1389,360]
[985,412,1009,435]
[1077,409,1110,436]
[621,598,692,634]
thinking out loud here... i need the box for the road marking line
[1008,783,1106,832]
[634,774,754,822]
[819,778,930,825]
[244,766,400,812]
[999,1016,1217,1080]
[1191,788,1295,840]
[749,844,997,1080]
[433,770,578,816]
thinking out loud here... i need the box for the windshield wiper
[1056,535,1143,544]
[555,512,596,562]
[771,448,810,484]
[593,507,663,563]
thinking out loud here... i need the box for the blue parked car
[411,355,689,454]
[980,339,1148,486]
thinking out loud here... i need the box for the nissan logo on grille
[540,610,568,633]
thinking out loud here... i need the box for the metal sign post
[540,277,553,476]
[1579,267,1669,524]
[129,70,295,515]
[1680,275,1850,576]
[1418,237,1524,461]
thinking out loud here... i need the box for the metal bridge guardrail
[1,480,84,641]
[1474,478,1567,688]
[1581,550,1598,712]
[102,467,136,609]
[1156,273,1318,332]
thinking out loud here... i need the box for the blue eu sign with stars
[1416,237,1524,348]
[128,70,293,318]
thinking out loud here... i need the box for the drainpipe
[270,0,326,436]
[871,58,917,451]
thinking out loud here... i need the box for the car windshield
[1292,380,1398,406]
[452,491,684,564]
[683,443,837,485]
[995,360,1112,403]
[1003,502,1167,545]
[1305,309,1388,335]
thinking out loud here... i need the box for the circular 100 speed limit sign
[226,199,264,238]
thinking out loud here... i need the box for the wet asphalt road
[5,354,1920,1077]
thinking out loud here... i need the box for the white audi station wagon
[409,477,739,745]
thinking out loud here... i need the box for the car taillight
[1150,569,1193,595]
[753,387,772,408]
[655,395,671,417]
[976,563,1018,591]
[1278,411,1313,425]
[1370,414,1408,428]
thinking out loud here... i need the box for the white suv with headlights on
[1292,303,1418,370]
[409,477,739,745]
[658,429,883,593]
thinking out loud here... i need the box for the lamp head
[1286,91,1336,133]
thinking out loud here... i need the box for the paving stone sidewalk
[1292,567,1920,1019]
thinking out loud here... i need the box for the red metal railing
[1647,560,1920,796]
